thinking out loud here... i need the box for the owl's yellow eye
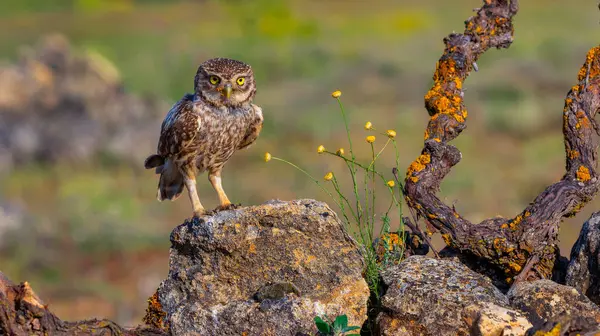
[209,75,220,85]
[236,77,245,86]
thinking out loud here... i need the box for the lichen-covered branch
[404,0,600,287]
[0,272,166,336]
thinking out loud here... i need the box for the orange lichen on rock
[507,262,522,273]
[143,291,169,332]
[577,165,591,182]
[406,153,431,183]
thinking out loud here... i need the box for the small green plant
[264,89,407,299]
[314,314,360,336]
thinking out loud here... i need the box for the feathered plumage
[144,58,263,216]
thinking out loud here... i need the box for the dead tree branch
[0,272,166,336]
[404,0,600,288]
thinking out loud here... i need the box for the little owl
[144,58,263,217]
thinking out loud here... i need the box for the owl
[144,58,263,217]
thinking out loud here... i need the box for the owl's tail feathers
[144,155,184,201]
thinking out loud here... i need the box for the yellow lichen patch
[453,77,463,89]
[500,223,509,229]
[423,129,430,140]
[292,249,316,267]
[578,47,600,82]
[249,242,257,254]
[441,233,452,246]
[577,165,591,182]
[567,150,579,160]
[433,138,441,142]
[435,96,451,111]
[506,212,526,231]
[427,213,438,219]
[531,323,562,336]
[406,153,431,183]
[493,238,506,251]
[143,291,169,332]
[508,262,522,273]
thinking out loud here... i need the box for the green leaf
[334,315,348,329]
[314,316,331,334]
[342,326,361,332]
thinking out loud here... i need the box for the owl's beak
[223,83,232,99]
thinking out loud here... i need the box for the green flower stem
[325,151,386,182]
[336,98,362,223]
[331,175,359,224]
[271,157,342,210]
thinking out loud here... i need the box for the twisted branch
[404,0,600,287]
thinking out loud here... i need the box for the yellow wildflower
[264,152,272,162]
[317,145,325,154]
[336,148,345,156]
[324,172,334,181]
[331,90,342,98]
[366,135,376,143]
[386,129,397,138]
[386,180,395,188]
[364,121,373,130]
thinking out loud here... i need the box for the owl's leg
[208,169,235,211]
[182,167,206,217]
[208,169,231,206]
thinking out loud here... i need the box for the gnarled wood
[0,272,166,336]
[404,0,600,288]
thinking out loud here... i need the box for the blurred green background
[0,0,598,327]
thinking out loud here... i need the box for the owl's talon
[213,203,241,213]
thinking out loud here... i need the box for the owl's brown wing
[157,93,201,158]
[237,104,264,150]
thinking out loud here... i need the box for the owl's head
[194,58,256,107]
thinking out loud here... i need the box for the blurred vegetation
[0,0,599,326]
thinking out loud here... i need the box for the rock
[376,256,509,336]
[508,280,600,332]
[566,211,600,305]
[0,34,168,172]
[149,199,369,336]
[524,314,600,336]
[463,303,532,336]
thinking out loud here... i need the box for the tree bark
[403,0,600,288]
[0,272,166,336]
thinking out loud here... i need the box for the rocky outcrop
[508,280,600,334]
[566,211,600,305]
[375,256,511,336]
[0,34,167,172]
[148,199,369,336]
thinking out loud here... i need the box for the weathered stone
[376,256,509,336]
[152,199,369,336]
[463,303,532,336]
[566,211,600,305]
[0,34,167,171]
[508,280,600,332]
[524,314,600,336]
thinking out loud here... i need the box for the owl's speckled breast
[192,103,257,173]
